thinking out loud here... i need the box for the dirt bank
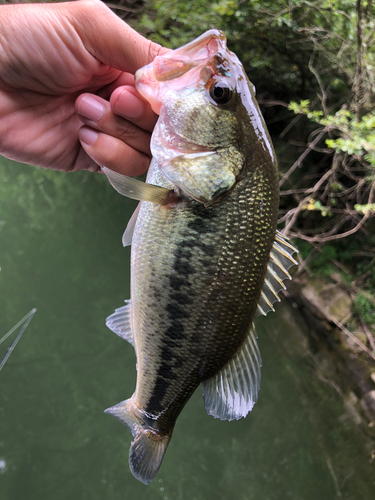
[286,278,375,429]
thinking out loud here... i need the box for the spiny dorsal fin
[122,203,141,247]
[102,166,173,205]
[105,300,134,346]
[256,231,298,317]
[202,323,261,421]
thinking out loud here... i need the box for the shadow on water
[0,158,374,499]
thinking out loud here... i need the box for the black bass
[103,30,297,485]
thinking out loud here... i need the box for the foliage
[131,0,360,99]
[355,293,375,325]
[285,101,375,236]
[276,0,375,245]
[289,101,375,167]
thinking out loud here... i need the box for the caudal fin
[105,398,172,485]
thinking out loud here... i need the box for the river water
[1,159,374,499]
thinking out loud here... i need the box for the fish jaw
[135,29,227,114]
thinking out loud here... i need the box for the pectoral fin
[102,166,173,205]
[202,323,261,421]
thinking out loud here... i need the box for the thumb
[69,0,166,73]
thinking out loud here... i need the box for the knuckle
[147,41,165,63]
[116,118,137,140]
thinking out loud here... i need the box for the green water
[1,159,374,499]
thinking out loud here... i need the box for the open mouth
[135,30,229,115]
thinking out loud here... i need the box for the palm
[0,31,121,171]
[0,0,163,173]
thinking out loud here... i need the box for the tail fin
[105,398,172,485]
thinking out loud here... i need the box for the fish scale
[129,152,277,431]
[103,30,297,485]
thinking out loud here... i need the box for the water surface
[1,159,374,499]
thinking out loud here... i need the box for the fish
[103,30,297,485]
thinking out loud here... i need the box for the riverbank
[286,276,375,431]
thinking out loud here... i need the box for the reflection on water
[1,159,375,499]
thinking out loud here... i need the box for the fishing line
[0,308,37,371]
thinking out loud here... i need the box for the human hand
[0,0,163,174]
[75,72,158,176]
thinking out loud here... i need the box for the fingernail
[78,95,104,121]
[114,90,143,119]
[80,127,99,146]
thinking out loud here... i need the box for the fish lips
[135,29,229,114]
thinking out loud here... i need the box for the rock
[361,391,375,420]
[289,279,375,426]
[339,326,368,353]
[342,392,362,425]
[325,291,352,322]
[301,279,353,323]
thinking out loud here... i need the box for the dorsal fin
[105,300,134,346]
[202,323,261,421]
[256,231,298,317]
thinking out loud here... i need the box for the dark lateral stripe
[166,303,189,319]
[173,260,196,276]
[146,376,170,411]
[145,210,218,415]
[169,275,188,290]
[165,321,185,340]
[183,238,216,256]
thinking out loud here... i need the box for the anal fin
[202,323,261,421]
[106,300,134,346]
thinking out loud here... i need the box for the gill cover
[135,30,255,205]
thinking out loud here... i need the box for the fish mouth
[151,108,211,161]
[135,30,229,114]
[135,30,246,205]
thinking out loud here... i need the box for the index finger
[71,0,165,73]
[110,85,158,133]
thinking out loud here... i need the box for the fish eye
[209,82,233,105]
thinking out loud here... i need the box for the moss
[355,294,375,326]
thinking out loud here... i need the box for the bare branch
[279,128,329,187]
